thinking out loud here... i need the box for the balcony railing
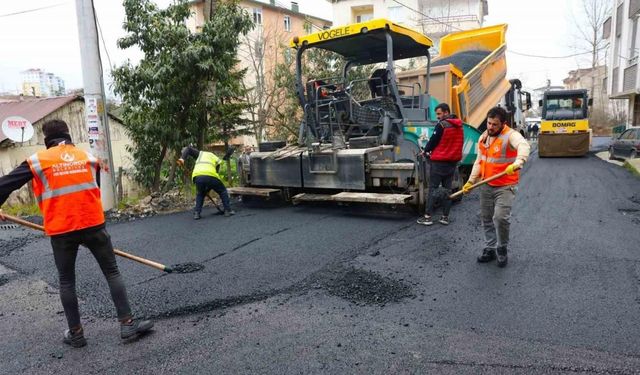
[623,63,638,92]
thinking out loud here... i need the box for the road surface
[1,146,640,374]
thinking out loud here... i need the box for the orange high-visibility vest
[27,144,105,236]
[478,125,519,187]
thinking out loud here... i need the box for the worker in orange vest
[0,120,153,348]
[462,107,530,267]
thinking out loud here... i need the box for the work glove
[462,181,474,195]
[505,163,520,176]
[176,158,185,167]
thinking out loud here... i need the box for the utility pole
[74,0,117,210]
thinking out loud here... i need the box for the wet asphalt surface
[2,140,640,374]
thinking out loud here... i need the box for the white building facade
[604,0,639,127]
[326,0,487,51]
[20,69,65,97]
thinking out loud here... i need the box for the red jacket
[430,117,463,162]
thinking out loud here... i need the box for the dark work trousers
[194,175,231,213]
[50,227,132,329]
[425,161,457,217]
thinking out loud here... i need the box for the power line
[508,46,607,59]
[0,2,69,18]
[94,12,113,70]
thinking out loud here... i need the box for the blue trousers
[193,175,231,213]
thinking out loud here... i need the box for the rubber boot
[497,246,508,268]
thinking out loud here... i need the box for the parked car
[609,127,640,160]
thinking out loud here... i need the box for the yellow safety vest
[192,151,222,180]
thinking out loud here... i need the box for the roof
[189,0,332,24]
[290,18,432,64]
[0,96,79,125]
[0,95,79,143]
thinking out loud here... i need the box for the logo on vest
[493,146,500,153]
[60,152,75,162]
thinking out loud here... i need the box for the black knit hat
[42,120,70,137]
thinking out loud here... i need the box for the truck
[502,79,532,137]
[232,19,512,210]
[537,89,592,157]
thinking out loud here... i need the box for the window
[254,38,263,59]
[388,6,405,23]
[355,13,373,23]
[253,8,262,25]
[284,16,291,32]
[630,17,639,65]
[284,48,293,64]
[621,129,635,139]
[353,6,374,23]
[303,22,312,33]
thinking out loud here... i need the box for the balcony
[623,63,638,92]
[630,0,640,18]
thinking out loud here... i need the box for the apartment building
[326,0,488,49]
[21,69,65,97]
[188,0,332,143]
[604,0,639,126]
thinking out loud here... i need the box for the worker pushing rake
[0,120,155,348]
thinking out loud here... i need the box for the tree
[112,0,252,191]
[239,26,291,142]
[208,66,253,185]
[572,0,613,132]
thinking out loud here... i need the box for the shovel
[1,213,173,273]
[449,166,521,200]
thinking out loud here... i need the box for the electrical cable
[0,2,69,18]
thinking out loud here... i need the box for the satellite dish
[1,116,34,143]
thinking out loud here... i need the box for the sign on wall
[1,116,34,143]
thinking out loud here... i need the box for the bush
[219,157,240,187]
[2,203,41,217]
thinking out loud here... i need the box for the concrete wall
[0,100,138,206]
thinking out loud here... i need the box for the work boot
[438,216,450,225]
[63,327,87,348]
[193,212,201,220]
[121,318,154,339]
[224,209,235,217]
[496,246,508,268]
[417,215,433,226]
[477,248,496,263]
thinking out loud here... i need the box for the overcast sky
[0,0,600,95]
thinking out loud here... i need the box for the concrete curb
[596,151,640,176]
[625,158,640,176]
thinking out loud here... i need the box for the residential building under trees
[188,0,332,143]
